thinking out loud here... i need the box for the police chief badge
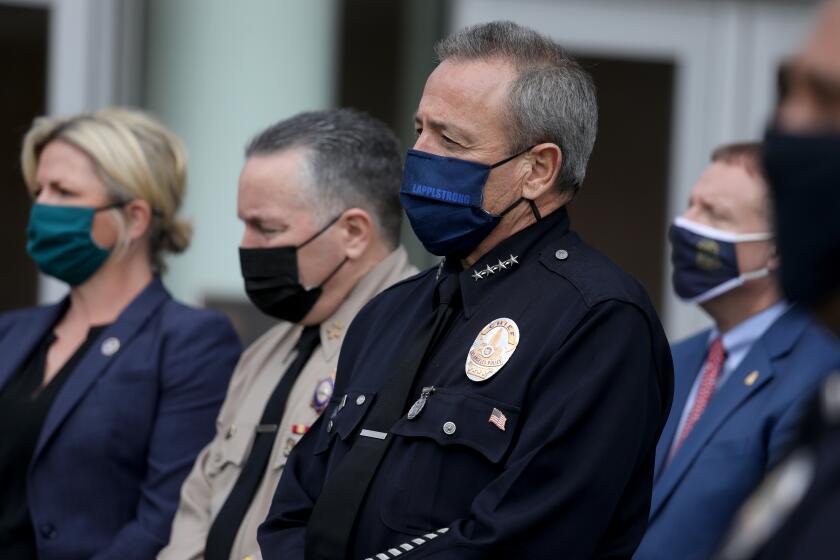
[465,318,520,382]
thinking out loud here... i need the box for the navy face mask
[670,217,773,304]
[763,127,840,307]
[399,147,540,257]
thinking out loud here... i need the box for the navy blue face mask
[670,217,773,304]
[763,127,840,307]
[399,147,540,257]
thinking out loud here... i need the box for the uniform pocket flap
[207,424,253,475]
[313,390,376,454]
[390,389,519,463]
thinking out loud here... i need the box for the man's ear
[521,142,563,201]
[124,199,153,241]
[337,208,374,260]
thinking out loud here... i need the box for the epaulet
[374,263,437,297]
[537,232,647,309]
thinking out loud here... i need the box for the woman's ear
[124,199,153,241]
[338,208,374,260]
[521,142,563,201]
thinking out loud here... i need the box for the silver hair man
[435,21,598,194]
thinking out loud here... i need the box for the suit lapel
[654,332,709,481]
[0,301,68,392]
[650,306,809,520]
[32,278,170,463]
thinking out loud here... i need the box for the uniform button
[555,249,569,261]
[442,421,456,435]
[225,425,237,439]
[327,420,334,432]
[40,523,57,540]
[356,395,366,406]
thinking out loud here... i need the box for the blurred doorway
[0,4,47,312]
[570,56,675,313]
[338,0,449,272]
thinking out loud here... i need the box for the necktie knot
[708,336,726,366]
[435,273,462,309]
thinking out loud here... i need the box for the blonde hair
[21,107,192,272]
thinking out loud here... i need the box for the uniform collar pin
[471,254,519,281]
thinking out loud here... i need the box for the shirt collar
[709,300,791,359]
[318,246,412,360]
[439,207,571,318]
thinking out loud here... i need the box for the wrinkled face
[237,148,344,289]
[682,162,774,275]
[413,58,527,213]
[777,2,840,131]
[33,140,120,249]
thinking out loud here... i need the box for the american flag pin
[489,408,506,431]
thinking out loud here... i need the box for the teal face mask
[26,202,123,286]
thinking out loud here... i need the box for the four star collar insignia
[471,254,519,281]
[465,317,520,382]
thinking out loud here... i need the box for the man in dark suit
[635,143,840,560]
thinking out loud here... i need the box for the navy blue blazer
[0,278,240,560]
[635,306,840,560]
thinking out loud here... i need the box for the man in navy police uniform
[258,21,674,560]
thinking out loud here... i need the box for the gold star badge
[326,321,344,340]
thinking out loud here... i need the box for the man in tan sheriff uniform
[159,109,417,560]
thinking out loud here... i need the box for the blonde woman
[0,108,241,560]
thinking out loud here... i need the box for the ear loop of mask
[92,200,132,253]
[297,213,344,249]
[489,145,536,169]
[489,145,543,222]
[298,212,349,290]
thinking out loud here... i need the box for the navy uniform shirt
[259,208,674,559]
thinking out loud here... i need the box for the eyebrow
[413,113,475,144]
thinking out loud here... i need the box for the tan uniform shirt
[159,248,416,560]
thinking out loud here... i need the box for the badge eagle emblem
[465,317,520,382]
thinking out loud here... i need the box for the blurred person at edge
[716,2,840,559]
[634,143,840,560]
[0,108,241,560]
[159,109,417,560]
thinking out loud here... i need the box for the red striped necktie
[670,336,726,460]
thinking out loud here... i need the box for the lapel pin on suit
[744,370,760,386]
[100,337,120,357]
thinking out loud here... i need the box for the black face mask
[239,215,347,322]
[763,126,840,308]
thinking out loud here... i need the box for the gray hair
[245,109,404,248]
[435,21,598,195]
